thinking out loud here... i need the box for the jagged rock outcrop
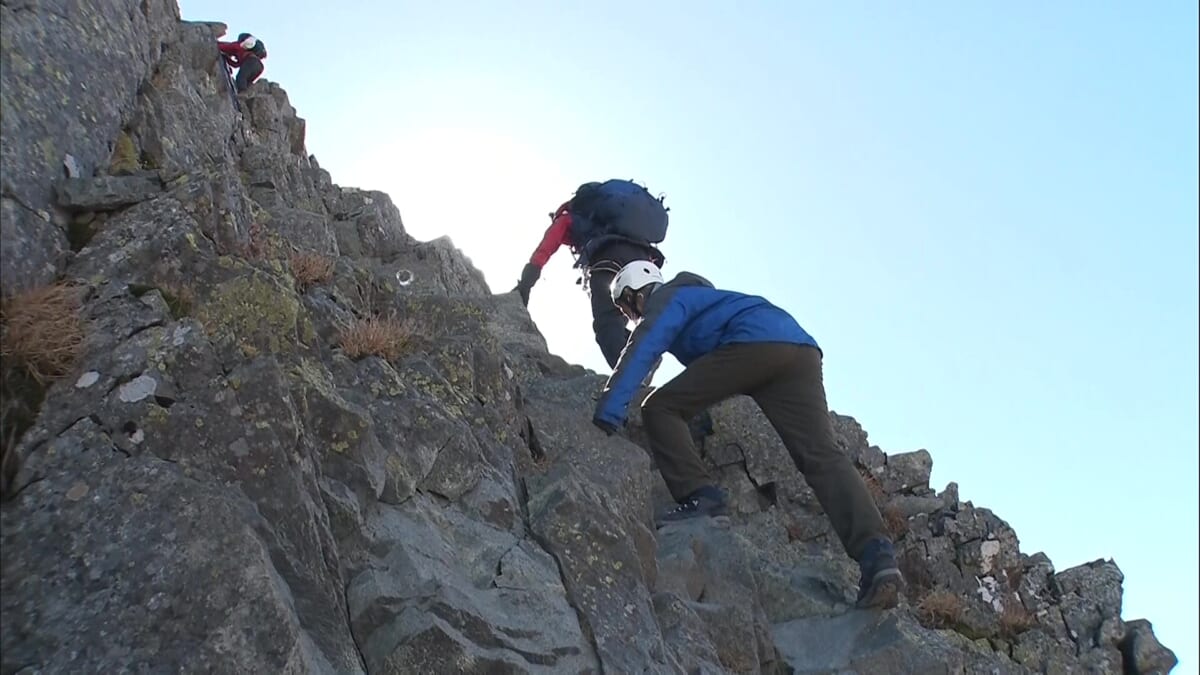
[0,2,1178,674]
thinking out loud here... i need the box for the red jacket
[218,40,258,68]
[528,200,575,268]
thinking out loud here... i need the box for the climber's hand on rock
[514,263,540,307]
[514,283,531,307]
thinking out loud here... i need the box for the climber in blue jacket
[593,260,904,609]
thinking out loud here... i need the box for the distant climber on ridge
[592,260,905,609]
[512,179,668,370]
[218,32,267,93]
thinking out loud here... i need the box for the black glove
[592,417,620,436]
[513,263,541,307]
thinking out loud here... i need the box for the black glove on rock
[513,263,541,307]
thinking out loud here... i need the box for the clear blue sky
[182,0,1198,669]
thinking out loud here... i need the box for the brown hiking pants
[640,342,887,559]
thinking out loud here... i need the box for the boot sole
[856,570,903,610]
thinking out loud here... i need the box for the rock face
[0,3,1178,675]
[0,0,181,289]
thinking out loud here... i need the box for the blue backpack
[566,179,669,266]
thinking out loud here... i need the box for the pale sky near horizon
[183,0,1199,670]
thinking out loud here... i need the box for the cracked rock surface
[0,3,1177,674]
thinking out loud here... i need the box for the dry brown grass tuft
[1,283,86,383]
[859,467,886,505]
[158,283,196,319]
[916,590,965,629]
[289,251,335,291]
[998,602,1037,638]
[883,504,909,538]
[338,315,423,362]
[1,282,87,498]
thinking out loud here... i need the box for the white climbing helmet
[610,260,665,306]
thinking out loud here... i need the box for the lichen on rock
[196,271,301,357]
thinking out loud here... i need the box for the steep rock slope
[0,3,1177,674]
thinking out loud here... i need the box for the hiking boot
[656,486,730,527]
[856,537,903,609]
